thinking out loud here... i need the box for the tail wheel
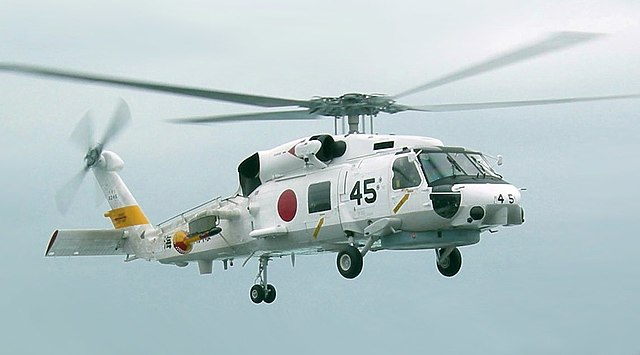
[436,247,462,277]
[336,245,363,279]
[264,284,277,304]
[250,284,265,304]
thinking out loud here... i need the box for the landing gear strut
[336,245,363,279]
[250,256,277,304]
[436,247,462,277]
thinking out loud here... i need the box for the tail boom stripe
[104,205,149,229]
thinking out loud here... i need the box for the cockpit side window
[392,156,422,190]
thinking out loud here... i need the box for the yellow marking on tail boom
[104,205,149,229]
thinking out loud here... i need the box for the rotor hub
[309,93,402,117]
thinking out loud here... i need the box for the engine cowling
[237,135,346,196]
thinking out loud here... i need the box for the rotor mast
[334,114,374,135]
[347,114,360,134]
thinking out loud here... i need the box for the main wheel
[336,245,363,279]
[436,247,462,277]
[264,284,277,304]
[250,284,265,304]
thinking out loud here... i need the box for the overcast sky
[1,1,639,354]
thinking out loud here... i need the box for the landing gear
[436,247,462,277]
[250,256,277,304]
[250,284,264,304]
[264,284,276,303]
[336,245,363,279]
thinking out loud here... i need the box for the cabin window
[392,156,422,190]
[308,181,331,213]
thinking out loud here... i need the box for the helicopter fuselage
[152,133,524,270]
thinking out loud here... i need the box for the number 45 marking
[350,178,377,205]
[495,193,515,204]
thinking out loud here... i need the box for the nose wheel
[250,256,277,304]
[436,247,462,277]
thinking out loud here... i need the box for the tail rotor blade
[94,178,105,208]
[69,110,95,150]
[100,98,131,147]
[55,167,89,214]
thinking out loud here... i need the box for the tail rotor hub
[84,144,103,168]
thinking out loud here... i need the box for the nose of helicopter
[450,183,524,227]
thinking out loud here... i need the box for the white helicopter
[3,32,638,304]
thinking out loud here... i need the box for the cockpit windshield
[418,151,500,184]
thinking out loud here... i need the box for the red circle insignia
[277,189,297,222]
[172,230,192,254]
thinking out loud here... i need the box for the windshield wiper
[466,154,502,179]
[446,155,465,176]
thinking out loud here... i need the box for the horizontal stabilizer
[45,229,129,256]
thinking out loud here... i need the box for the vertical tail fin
[92,150,151,229]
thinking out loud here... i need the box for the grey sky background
[1,1,639,354]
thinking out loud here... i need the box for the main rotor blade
[101,98,131,147]
[167,109,321,124]
[55,167,89,215]
[405,94,640,112]
[0,63,311,108]
[69,110,95,151]
[394,32,605,99]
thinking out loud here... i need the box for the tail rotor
[55,99,132,214]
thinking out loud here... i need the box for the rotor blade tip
[164,118,209,125]
[554,31,609,41]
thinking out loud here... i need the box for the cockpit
[391,147,504,191]
[417,148,504,186]
[390,147,505,193]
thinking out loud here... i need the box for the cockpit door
[388,153,429,219]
